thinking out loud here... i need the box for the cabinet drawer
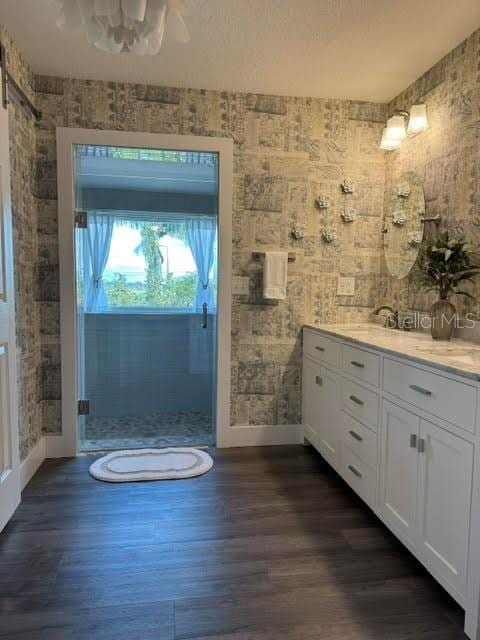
[342,344,380,387]
[340,444,376,509]
[383,358,476,433]
[342,378,379,430]
[303,330,340,369]
[342,412,377,470]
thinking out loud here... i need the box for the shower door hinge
[78,399,90,416]
[75,211,88,228]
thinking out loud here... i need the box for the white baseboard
[46,433,76,459]
[42,425,302,457]
[218,424,302,448]
[20,436,46,490]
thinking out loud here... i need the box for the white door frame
[0,78,20,530]
[55,128,232,456]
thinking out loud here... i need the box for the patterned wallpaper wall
[379,28,480,319]
[0,28,43,460]
[33,78,386,439]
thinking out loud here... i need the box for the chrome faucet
[374,305,400,329]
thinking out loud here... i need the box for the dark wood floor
[0,445,467,639]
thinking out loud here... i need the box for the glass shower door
[73,144,218,451]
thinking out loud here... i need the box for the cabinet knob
[315,375,322,386]
[417,438,426,453]
[410,434,418,448]
[315,346,325,352]
[349,395,364,406]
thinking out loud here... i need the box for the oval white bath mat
[89,447,213,482]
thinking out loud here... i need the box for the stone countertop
[303,323,480,382]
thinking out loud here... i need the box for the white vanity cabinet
[303,331,379,510]
[302,356,341,469]
[302,326,480,640]
[380,399,473,600]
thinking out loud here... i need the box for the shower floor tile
[81,411,214,452]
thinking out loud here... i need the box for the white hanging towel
[263,251,288,300]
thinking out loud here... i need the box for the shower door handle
[202,302,208,329]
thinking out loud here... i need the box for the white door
[380,400,419,549]
[0,80,20,531]
[316,366,341,469]
[416,419,473,599]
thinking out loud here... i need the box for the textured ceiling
[1,0,480,102]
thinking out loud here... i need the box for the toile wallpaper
[1,23,479,461]
[34,77,386,438]
[379,28,480,320]
[0,27,43,460]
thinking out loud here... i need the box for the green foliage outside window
[82,219,214,311]
[105,272,197,309]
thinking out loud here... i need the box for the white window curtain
[185,217,217,312]
[84,212,114,312]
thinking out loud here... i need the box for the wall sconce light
[407,103,428,135]
[380,104,428,151]
[385,113,408,141]
[380,128,401,150]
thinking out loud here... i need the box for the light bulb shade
[385,114,407,141]
[380,128,401,151]
[407,103,428,135]
[57,0,189,55]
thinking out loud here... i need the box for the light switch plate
[233,276,250,295]
[337,276,355,296]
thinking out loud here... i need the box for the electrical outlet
[232,276,250,295]
[337,276,355,296]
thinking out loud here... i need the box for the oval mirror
[383,171,425,279]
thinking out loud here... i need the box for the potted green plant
[415,232,480,340]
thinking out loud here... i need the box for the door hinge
[78,399,90,416]
[75,211,88,228]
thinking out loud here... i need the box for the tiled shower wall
[378,28,480,320]
[84,314,214,416]
[9,26,479,459]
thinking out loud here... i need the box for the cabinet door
[416,419,473,599]
[302,357,322,434]
[380,400,420,549]
[316,366,341,469]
